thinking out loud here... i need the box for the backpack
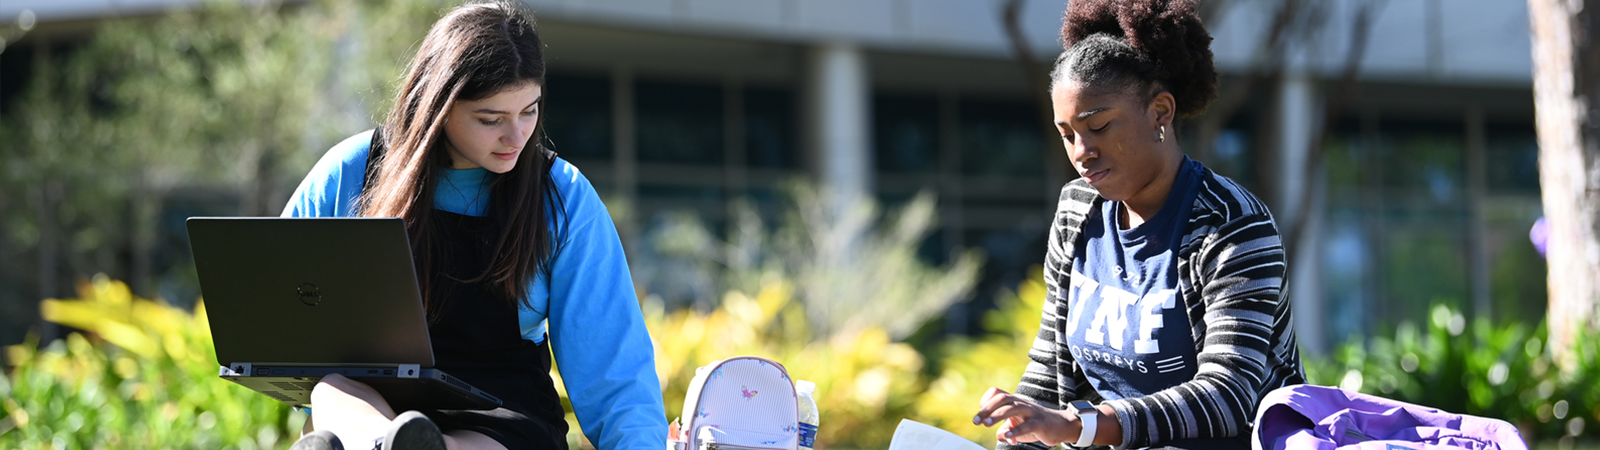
[1254,384,1528,450]
[672,356,800,450]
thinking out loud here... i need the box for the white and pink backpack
[671,356,800,450]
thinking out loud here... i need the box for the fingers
[973,387,1010,425]
[988,403,1031,425]
[973,387,1081,446]
[999,408,1073,447]
[1002,417,1043,443]
[973,387,1035,427]
[995,418,1020,446]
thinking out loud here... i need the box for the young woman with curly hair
[972,1,1304,449]
[282,2,665,449]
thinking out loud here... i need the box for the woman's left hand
[972,387,1080,446]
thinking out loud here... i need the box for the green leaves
[645,184,983,341]
[1307,302,1600,444]
[0,276,300,449]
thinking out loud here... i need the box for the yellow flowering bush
[647,277,928,449]
[0,276,300,449]
[911,272,1045,448]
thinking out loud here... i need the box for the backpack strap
[362,127,386,193]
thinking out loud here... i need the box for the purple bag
[1252,384,1527,450]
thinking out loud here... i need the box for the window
[637,80,723,165]
[745,87,798,170]
[873,94,939,175]
[544,74,612,162]
[959,99,1044,179]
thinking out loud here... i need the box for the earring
[1157,125,1166,142]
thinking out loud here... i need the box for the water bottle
[796,380,819,450]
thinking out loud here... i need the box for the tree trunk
[1527,0,1600,368]
[1000,0,1071,190]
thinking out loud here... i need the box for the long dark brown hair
[357,0,562,311]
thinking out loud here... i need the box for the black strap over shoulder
[363,127,386,193]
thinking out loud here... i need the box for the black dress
[415,210,569,450]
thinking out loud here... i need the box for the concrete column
[805,40,872,210]
[1274,73,1328,355]
[1275,73,1315,230]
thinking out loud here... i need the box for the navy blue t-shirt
[1064,157,1204,401]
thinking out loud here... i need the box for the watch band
[1070,400,1097,448]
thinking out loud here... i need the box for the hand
[972,387,1080,446]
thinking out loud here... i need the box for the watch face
[1070,400,1095,412]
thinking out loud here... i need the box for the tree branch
[1190,0,1301,164]
[1002,0,1072,186]
[1284,0,1386,253]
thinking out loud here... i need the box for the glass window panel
[874,94,939,175]
[1484,124,1539,195]
[544,74,612,161]
[637,80,723,165]
[1375,121,1466,203]
[959,99,1044,178]
[1204,128,1256,187]
[1319,213,1372,341]
[1323,135,1365,204]
[744,87,798,169]
[1320,119,1478,331]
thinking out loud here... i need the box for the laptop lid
[187,217,435,368]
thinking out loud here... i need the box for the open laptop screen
[187,217,435,368]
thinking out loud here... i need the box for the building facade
[1,0,1547,353]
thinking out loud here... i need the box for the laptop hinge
[223,363,251,376]
[397,364,421,378]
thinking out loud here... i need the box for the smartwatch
[1069,400,1097,448]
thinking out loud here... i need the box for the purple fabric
[1252,385,1527,450]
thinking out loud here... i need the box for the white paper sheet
[889,419,988,450]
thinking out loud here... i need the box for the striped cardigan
[1003,168,1305,450]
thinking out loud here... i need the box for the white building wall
[5,0,1537,85]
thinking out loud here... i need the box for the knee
[310,373,355,403]
[308,373,396,419]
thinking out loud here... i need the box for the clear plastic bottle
[795,380,819,450]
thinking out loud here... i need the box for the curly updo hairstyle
[1052,0,1217,118]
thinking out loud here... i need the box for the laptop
[186,217,502,411]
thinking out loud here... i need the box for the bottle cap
[796,379,816,394]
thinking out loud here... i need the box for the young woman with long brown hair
[281,2,664,449]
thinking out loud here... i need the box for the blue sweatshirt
[282,130,666,450]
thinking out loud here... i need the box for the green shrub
[645,280,928,449]
[0,276,299,449]
[909,271,1046,448]
[636,185,979,449]
[16,280,1597,449]
[1308,303,1600,445]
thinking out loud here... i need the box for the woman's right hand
[972,387,1080,446]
